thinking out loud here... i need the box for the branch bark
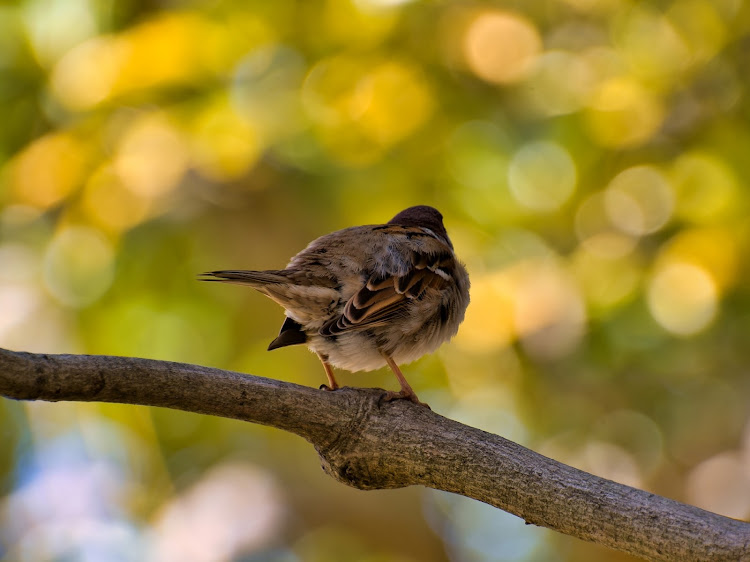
[1,348,748,561]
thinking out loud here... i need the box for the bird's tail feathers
[199,270,289,286]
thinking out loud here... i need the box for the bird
[200,205,470,407]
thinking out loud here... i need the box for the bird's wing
[319,226,457,336]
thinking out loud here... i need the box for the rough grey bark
[1,348,748,561]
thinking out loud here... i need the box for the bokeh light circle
[463,11,541,84]
[604,166,674,236]
[42,226,115,308]
[647,262,717,336]
[508,141,577,212]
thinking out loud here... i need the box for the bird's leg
[317,353,339,390]
[382,355,430,409]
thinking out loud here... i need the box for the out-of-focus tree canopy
[1,1,749,560]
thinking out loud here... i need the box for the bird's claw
[319,384,339,391]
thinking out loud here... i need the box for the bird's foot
[380,389,431,410]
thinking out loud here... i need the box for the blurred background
[1,0,750,560]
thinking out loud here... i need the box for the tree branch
[1,348,748,561]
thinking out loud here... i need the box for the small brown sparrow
[201,205,470,406]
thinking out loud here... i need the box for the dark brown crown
[388,205,451,246]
